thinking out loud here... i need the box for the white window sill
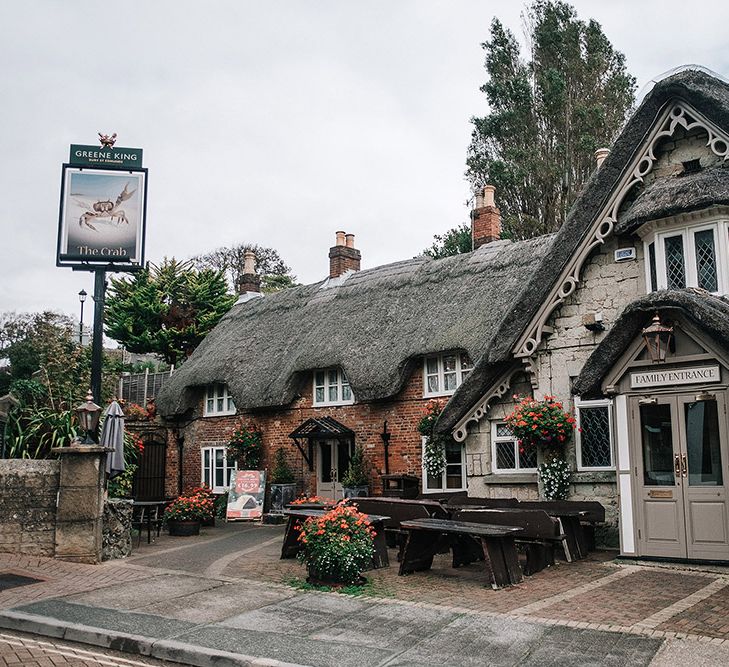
[423,390,456,399]
[484,472,537,484]
[203,410,237,418]
[421,488,467,495]
[312,401,355,408]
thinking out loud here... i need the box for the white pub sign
[630,365,721,389]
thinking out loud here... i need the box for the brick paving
[657,582,729,638]
[0,630,170,666]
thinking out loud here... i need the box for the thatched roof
[436,68,729,434]
[616,166,729,236]
[157,235,555,417]
[573,289,729,398]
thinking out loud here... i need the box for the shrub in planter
[269,447,296,513]
[164,490,214,536]
[340,445,369,498]
[227,423,262,469]
[188,485,216,525]
[297,504,375,584]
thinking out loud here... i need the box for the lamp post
[78,289,87,345]
[74,389,102,445]
[641,313,674,363]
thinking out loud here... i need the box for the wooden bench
[446,496,520,509]
[399,518,523,589]
[280,508,390,569]
[352,497,448,551]
[452,508,568,574]
[518,500,605,553]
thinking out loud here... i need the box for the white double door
[316,439,354,500]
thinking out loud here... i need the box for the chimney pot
[237,249,261,294]
[595,148,610,168]
[345,233,355,248]
[243,250,256,275]
[335,231,346,246]
[329,231,361,278]
[471,183,501,250]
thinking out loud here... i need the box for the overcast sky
[1,1,729,322]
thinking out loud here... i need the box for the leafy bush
[107,464,138,498]
[3,407,77,459]
[214,491,229,519]
[227,423,262,469]
[340,446,368,488]
[297,504,375,584]
[270,447,295,483]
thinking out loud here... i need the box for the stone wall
[0,460,60,557]
[102,499,132,561]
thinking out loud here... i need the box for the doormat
[0,573,42,591]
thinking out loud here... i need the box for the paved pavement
[2,522,729,666]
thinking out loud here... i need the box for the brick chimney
[471,184,501,249]
[237,249,261,293]
[329,231,361,278]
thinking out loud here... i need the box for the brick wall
[172,365,436,497]
[0,460,60,557]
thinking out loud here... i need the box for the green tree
[105,258,236,366]
[423,223,472,259]
[192,243,297,294]
[466,0,636,239]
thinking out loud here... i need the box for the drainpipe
[381,420,391,475]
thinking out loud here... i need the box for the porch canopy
[289,416,354,471]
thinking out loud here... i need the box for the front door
[316,439,353,500]
[633,393,729,559]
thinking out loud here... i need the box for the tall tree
[423,223,472,259]
[192,243,297,293]
[105,258,236,366]
[466,1,636,239]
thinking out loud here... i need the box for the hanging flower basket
[505,395,576,457]
[418,400,448,477]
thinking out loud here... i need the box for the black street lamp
[642,313,674,363]
[78,289,87,345]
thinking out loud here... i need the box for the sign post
[57,134,148,409]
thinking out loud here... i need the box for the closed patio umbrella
[101,400,126,479]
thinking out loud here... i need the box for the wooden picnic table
[280,508,390,569]
[399,517,523,589]
[132,500,167,545]
[541,509,590,560]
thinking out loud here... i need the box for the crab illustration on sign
[74,183,136,230]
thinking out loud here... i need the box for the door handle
[674,454,681,478]
[681,454,688,478]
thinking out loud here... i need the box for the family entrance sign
[56,133,148,405]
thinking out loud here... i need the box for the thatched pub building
[158,67,729,560]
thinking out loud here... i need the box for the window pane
[315,387,325,403]
[426,357,439,375]
[664,235,686,289]
[460,353,473,370]
[445,471,463,489]
[328,369,338,385]
[445,442,462,464]
[427,376,439,393]
[580,406,612,468]
[685,400,723,486]
[648,242,657,292]
[640,403,675,486]
[341,385,352,401]
[206,398,214,412]
[328,386,338,402]
[694,230,718,292]
[425,470,442,490]
[496,423,513,438]
[315,371,325,387]
[227,396,235,412]
[215,450,224,486]
[443,355,457,372]
[444,372,457,391]
[495,441,516,470]
[519,445,537,469]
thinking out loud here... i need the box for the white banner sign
[630,365,721,389]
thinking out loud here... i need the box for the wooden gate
[133,439,167,500]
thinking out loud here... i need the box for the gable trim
[512,101,729,361]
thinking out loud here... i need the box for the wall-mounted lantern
[75,389,102,444]
[641,313,674,363]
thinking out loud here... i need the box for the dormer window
[204,383,236,416]
[313,368,354,406]
[423,352,473,397]
[644,219,727,294]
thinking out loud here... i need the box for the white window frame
[491,422,538,474]
[201,445,238,494]
[643,219,729,295]
[575,398,615,472]
[312,368,354,407]
[420,436,467,493]
[423,352,473,398]
[204,383,236,417]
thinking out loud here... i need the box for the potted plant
[164,489,214,536]
[505,394,576,500]
[297,504,375,585]
[269,447,296,513]
[227,423,262,469]
[189,485,216,526]
[340,445,369,498]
